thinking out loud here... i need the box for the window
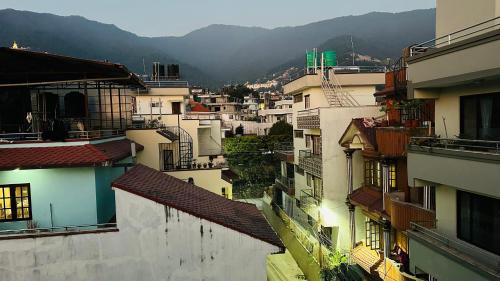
[365,218,381,250]
[389,163,397,189]
[151,101,162,107]
[460,93,500,141]
[312,177,322,199]
[293,93,303,103]
[64,92,86,118]
[295,165,304,175]
[0,184,31,221]
[306,173,312,187]
[305,135,311,148]
[364,160,381,188]
[457,191,500,255]
[294,130,304,138]
[221,187,228,198]
[161,149,174,171]
[305,95,310,109]
[172,102,181,114]
[312,135,322,155]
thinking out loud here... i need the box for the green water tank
[306,51,316,68]
[323,50,337,67]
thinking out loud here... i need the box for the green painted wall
[0,165,125,230]
[94,166,124,223]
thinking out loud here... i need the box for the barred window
[293,93,303,103]
[294,130,304,138]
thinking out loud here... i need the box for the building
[404,1,500,280]
[258,98,293,125]
[0,47,144,231]
[0,164,284,281]
[127,73,232,199]
[266,61,385,279]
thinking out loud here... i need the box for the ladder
[320,72,360,107]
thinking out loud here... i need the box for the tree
[268,120,293,139]
[222,84,258,101]
[235,124,244,135]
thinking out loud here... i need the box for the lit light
[320,203,337,226]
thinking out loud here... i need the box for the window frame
[293,93,303,103]
[304,95,310,109]
[0,184,32,222]
[294,130,304,138]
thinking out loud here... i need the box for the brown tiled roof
[221,169,239,183]
[112,164,284,249]
[0,139,143,170]
[352,118,377,149]
[349,186,383,215]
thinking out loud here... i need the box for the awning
[0,47,145,88]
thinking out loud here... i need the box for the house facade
[404,0,500,280]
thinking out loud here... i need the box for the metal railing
[297,108,320,117]
[183,114,221,120]
[0,132,42,142]
[276,175,295,189]
[410,222,500,272]
[143,80,189,88]
[67,129,124,139]
[0,223,117,237]
[410,137,500,155]
[410,16,500,57]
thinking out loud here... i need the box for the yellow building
[127,80,232,199]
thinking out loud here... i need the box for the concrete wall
[435,185,457,237]
[0,188,279,281]
[135,95,186,115]
[436,0,498,39]
[225,120,273,136]
[94,166,125,223]
[0,168,98,230]
[126,129,170,170]
[407,151,500,199]
[165,169,232,199]
[409,236,491,281]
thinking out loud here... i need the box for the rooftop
[112,164,284,249]
[0,47,144,88]
[0,139,143,171]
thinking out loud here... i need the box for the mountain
[0,8,436,87]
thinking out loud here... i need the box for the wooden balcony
[375,127,432,157]
[385,193,435,232]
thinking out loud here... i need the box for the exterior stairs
[320,73,360,107]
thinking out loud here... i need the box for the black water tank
[167,64,180,78]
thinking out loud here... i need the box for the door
[172,102,181,115]
[162,150,174,171]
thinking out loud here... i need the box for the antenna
[351,36,355,66]
[142,58,146,76]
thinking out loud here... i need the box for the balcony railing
[386,193,435,231]
[409,222,500,274]
[299,150,322,178]
[409,16,500,57]
[297,108,320,129]
[0,132,42,142]
[299,189,320,214]
[409,137,500,156]
[275,176,295,196]
[0,223,117,238]
[67,129,124,139]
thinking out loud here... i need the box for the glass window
[306,173,312,187]
[457,191,500,255]
[389,163,397,189]
[305,95,310,109]
[305,135,311,148]
[293,93,303,103]
[364,160,381,188]
[365,217,381,250]
[294,130,304,138]
[0,184,31,221]
[460,93,500,140]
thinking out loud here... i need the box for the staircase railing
[320,73,360,107]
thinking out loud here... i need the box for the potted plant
[197,163,202,169]
[203,163,208,169]
[208,156,214,168]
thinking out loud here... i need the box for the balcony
[408,137,500,197]
[274,143,294,163]
[298,150,322,178]
[408,222,500,280]
[375,127,431,157]
[385,193,435,232]
[275,176,295,196]
[297,108,320,129]
[0,130,125,143]
[407,17,500,88]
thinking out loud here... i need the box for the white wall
[0,189,280,281]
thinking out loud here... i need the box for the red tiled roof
[349,186,384,215]
[0,139,143,170]
[112,164,284,249]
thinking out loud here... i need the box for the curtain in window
[479,96,493,139]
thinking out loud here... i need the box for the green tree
[268,120,293,138]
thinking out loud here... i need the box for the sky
[0,0,435,37]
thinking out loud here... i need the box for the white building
[0,164,284,281]
[258,99,293,124]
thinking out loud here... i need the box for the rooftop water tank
[323,51,337,67]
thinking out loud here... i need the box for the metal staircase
[320,72,360,107]
[158,126,193,170]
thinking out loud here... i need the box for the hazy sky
[0,0,435,37]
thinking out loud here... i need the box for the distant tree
[235,124,244,135]
[223,84,258,101]
[268,120,293,139]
